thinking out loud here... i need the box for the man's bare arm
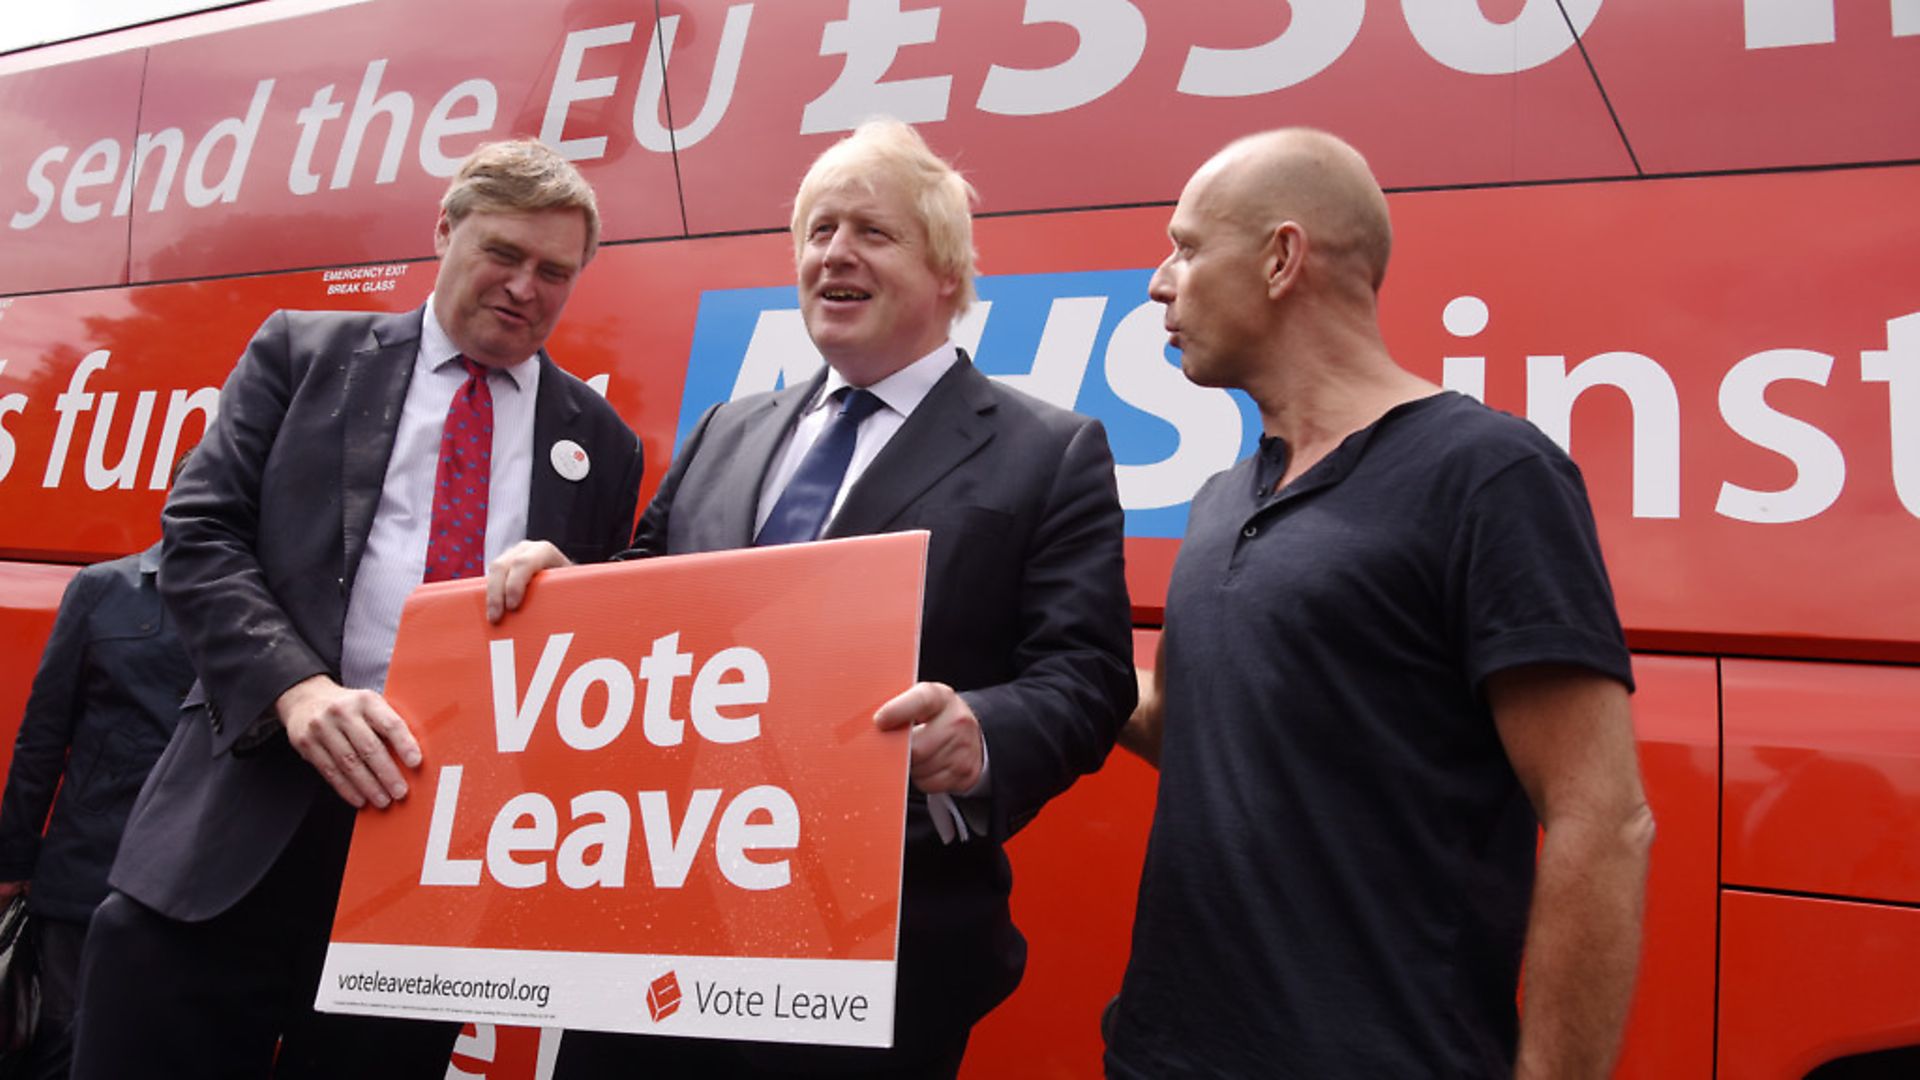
[1490,663,1653,1080]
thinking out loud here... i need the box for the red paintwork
[1724,660,1920,906]
[1580,0,1920,174]
[0,270,433,562]
[662,0,1631,234]
[8,166,1919,654]
[965,745,1156,1078]
[447,1023,544,1080]
[1384,166,1920,663]
[124,0,686,284]
[0,52,144,294]
[1720,890,1920,1077]
[1614,657,1720,1080]
[7,0,1918,291]
[963,628,1161,1077]
[2,3,1918,1077]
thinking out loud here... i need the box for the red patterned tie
[424,357,493,582]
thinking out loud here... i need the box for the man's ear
[1266,221,1306,301]
[432,211,453,257]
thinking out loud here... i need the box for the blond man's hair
[790,119,979,314]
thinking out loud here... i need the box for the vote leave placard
[315,533,926,1047]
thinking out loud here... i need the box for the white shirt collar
[816,341,960,420]
[420,294,538,395]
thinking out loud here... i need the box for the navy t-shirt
[1106,392,1632,1079]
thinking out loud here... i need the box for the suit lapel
[712,370,826,548]
[340,308,423,584]
[527,352,585,544]
[827,353,995,538]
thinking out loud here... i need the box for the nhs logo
[677,270,1262,539]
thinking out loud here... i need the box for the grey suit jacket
[113,306,643,921]
[631,353,1134,1050]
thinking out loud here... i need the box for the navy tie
[755,388,884,545]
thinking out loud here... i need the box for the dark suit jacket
[0,544,192,923]
[112,306,643,922]
[631,353,1135,1053]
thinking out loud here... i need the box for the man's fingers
[283,712,335,791]
[876,683,983,792]
[321,723,396,808]
[486,541,572,623]
[910,726,966,778]
[874,682,948,731]
[344,718,410,804]
[908,736,959,791]
[296,726,374,809]
[906,723,944,769]
[363,694,422,771]
[338,752,393,809]
[501,560,534,616]
[284,686,418,807]
[343,693,417,803]
[317,768,365,809]
[903,702,983,793]
[484,559,511,624]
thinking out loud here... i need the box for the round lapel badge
[550,439,590,482]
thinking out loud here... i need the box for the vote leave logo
[647,971,682,1022]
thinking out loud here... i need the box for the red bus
[2,1,1917,1075]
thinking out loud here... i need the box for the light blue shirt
[341,298,540,691]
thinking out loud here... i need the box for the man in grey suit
[71,139,644,1079]
[489,119,1135,1078]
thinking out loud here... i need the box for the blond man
[493,119,1135,1079]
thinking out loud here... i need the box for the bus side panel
[665,0,1632,236]
[1719,660,1920,1074]
[1721,891,1920,1077]
[1616,657,1720,1079]
[1579,0,1920,173]
[1724,661,1920,906]
[0,54,143,295]
[8,172,1920,656]
[124,0,689,284]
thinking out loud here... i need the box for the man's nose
[503,261,536,299]
[821,226,857,266]
[1147,260,1175,303]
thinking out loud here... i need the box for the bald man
[1105,129,1652,1079]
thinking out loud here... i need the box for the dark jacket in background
[0,543,193,923]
